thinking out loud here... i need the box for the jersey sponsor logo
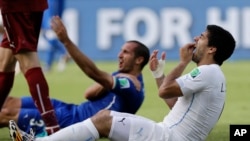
[190,68,200,78]
[118,78,130,89]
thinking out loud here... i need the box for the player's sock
[42,110,60,135]
[0,72,15,110]
[36,118,99,141]
[25,67,60,134]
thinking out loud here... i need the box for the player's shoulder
[188,64,221,79]
[198,64,221,73]
[197,64,224,80]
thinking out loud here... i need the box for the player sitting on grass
[9,22,235,141]
[1,28,149,137]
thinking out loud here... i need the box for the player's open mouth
[193,46,197,53]
[119,60,123,67]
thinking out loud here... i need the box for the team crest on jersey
[190,68,201,78]
[118,78,130,89]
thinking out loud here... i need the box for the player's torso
[164,65,226,140]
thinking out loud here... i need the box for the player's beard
[192,52,200,64]
[192,53,196,63]
[119,62,134,73]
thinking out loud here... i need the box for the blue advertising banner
[49,0,250,61]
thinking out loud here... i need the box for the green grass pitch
[0,60,249,141]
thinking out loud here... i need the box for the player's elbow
[159,81,182,99]
[84,93,92,100]
[159,86,181,99]
[159,87,172,99]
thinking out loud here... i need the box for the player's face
[192,31,209,64]
[117,42,137,73]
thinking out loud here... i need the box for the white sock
[35,118,99,141]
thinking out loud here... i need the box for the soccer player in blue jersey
[2,16,149,138]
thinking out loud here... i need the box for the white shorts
[129,118,171,141]
[110,111,172,141]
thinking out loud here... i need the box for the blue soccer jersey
[76,71,145,119]
[17,71,145,136]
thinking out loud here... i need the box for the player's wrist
[151,59,165,78]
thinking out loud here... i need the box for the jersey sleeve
[176,66,214,96]
[111,76,139,97]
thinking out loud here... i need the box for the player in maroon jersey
[0,0,60,135]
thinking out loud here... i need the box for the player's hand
[149,50,166,78]
[179,43,195,64]
[51,16,69,44]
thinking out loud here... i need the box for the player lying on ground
[9,21,235,141]
[2,16,150,137]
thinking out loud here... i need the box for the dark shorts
[0,12,43,54]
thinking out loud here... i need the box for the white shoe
[9,120,35,141]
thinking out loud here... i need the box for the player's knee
[93,109,111,121]
[3,96,20,108]
[91,109,112,137]
[0,108,14,127]
[0,50,16,71]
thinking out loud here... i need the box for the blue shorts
[18,97,82,134]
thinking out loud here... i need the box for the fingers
[149,50,167,72]
[149,50,158,71]
[161,51,166,61]
[150,50,158,60]
[186,43,196,54]
[186,43,196,50]
[150,50,166,60]
[50,16,69,43]
[51,16,61,30]
[179,43,196,63]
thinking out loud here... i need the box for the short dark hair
[127,40,150,70]
[206,25,236,65]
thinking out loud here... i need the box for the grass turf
[0,60,249,141]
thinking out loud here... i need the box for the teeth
[193,48,197,53]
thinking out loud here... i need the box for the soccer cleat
[9,120,35,141]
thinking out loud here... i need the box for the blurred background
[37,0,250,64]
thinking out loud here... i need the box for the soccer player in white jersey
[9,18,235,141]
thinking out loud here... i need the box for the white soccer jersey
[163,64,226,141]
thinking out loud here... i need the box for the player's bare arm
[51,16,114,90]
[159,43,195,99]
[84,73,141,100]
[149,50,177,109]
[84,83,108,100]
